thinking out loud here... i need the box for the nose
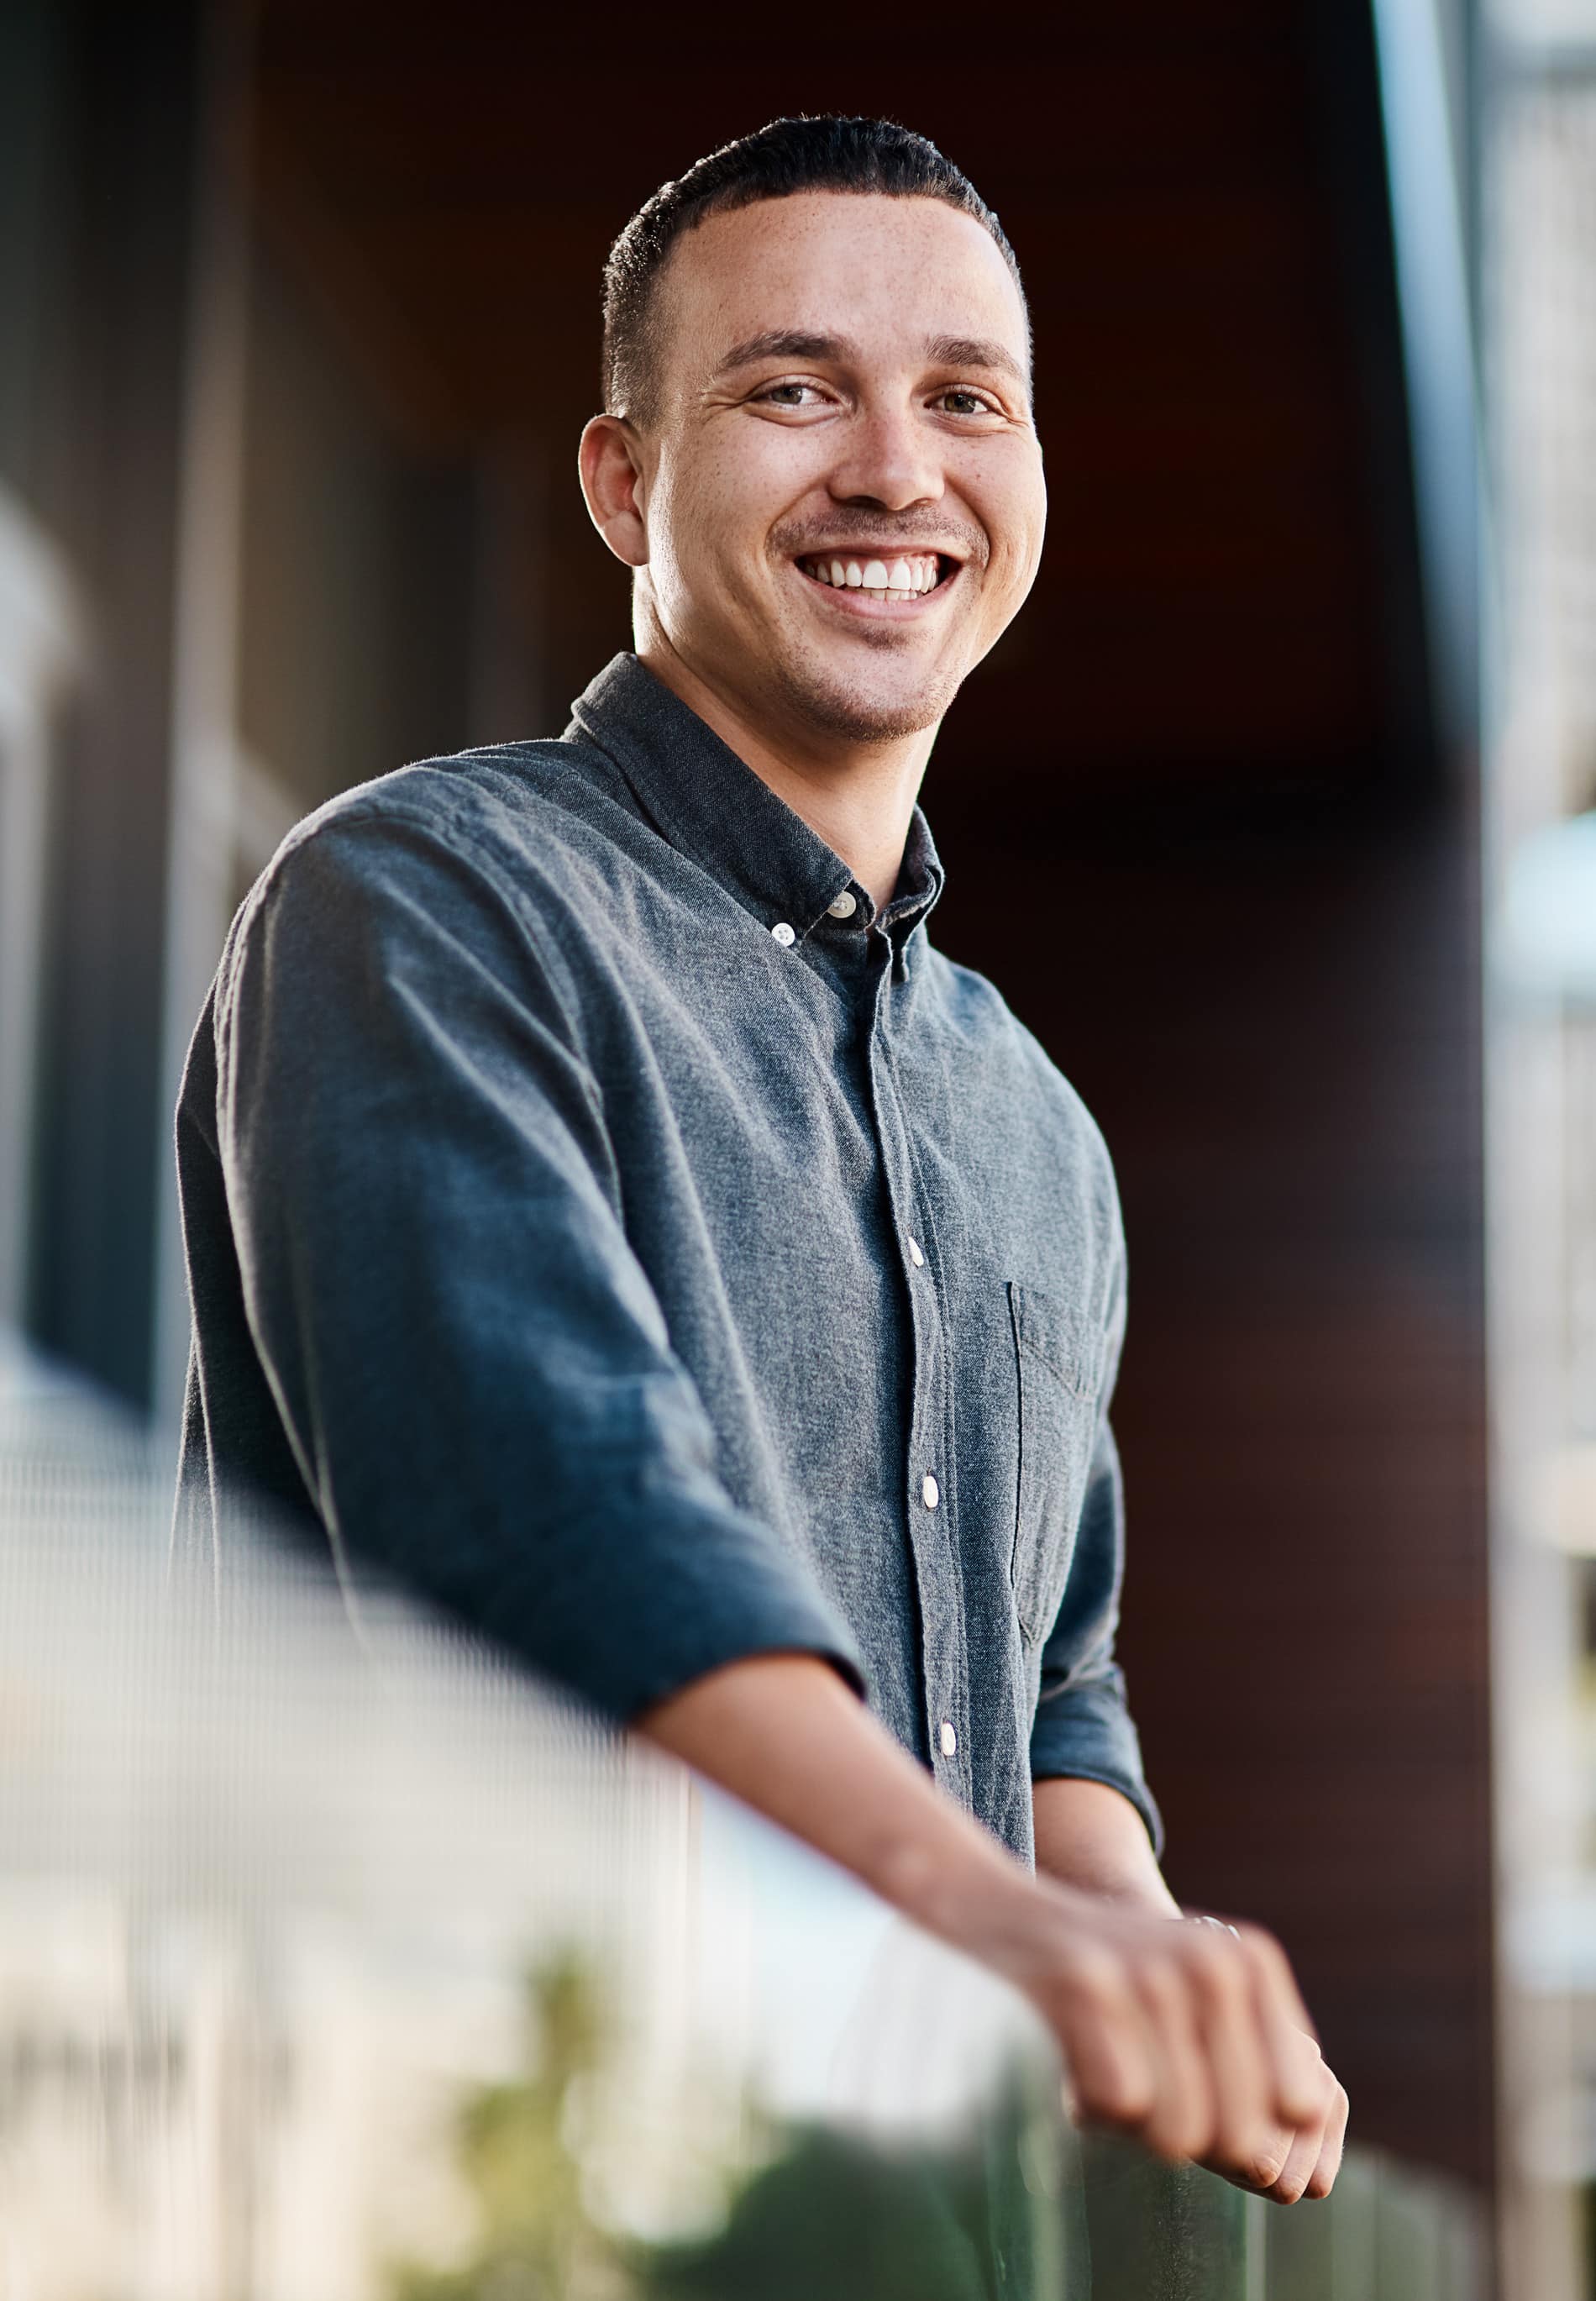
[826,397,944,513]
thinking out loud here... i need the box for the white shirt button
[827,890,857,918]
[939,1720,958,1758]
[907,1237,924,1268]
[770,922,796,948]
[921,1474,940,1510]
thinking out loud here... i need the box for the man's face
[627,192,1045,747]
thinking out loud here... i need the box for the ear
[579,415,649,569]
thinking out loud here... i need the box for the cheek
[689,426,827,570]
[657,460,765,612]
[963,452,1047,593]
[998,484,1047,591]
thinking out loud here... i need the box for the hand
[1013,1891,1344,2199]
[1197,2025,1348,2202]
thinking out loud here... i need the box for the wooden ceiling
[247,1,1424,806]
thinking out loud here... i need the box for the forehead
[656,192,1028,379]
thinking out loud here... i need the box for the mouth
[793,549,960,611]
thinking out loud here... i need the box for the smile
[795,550,956,606]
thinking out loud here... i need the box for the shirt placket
[864,924,973,1805]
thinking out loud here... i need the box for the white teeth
[803,552,944,595]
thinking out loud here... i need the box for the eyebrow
[711,330,848,377]
[924,334,1028,386]
[710,328,1029,386]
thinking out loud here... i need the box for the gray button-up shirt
[175,653,1160,1864]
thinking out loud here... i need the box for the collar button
[827,890,858,919]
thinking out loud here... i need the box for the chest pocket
[1008,1280,1102,1647]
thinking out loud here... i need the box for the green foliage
[391,1948,627,2301]
[633,2119,997,2301]
[387,1948,1068,2301]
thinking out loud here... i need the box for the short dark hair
[601,115,1027,428]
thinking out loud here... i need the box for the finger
[1183,1927,1278,2176]
[1131,1951,1216,2161]
[1233,1927,1325,2128]
[1237,1921,1318,2042]
[1257,2060,1342,2203]
[1052,1948,1159,2134]
[1206,2123,1294,2197]
[1302,2081,1350,2201]
[1260,2112,1328,2204]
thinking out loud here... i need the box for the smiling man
[175,118,1347,2201]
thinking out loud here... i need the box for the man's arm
[640,1652,1341,2196]
[1033,1776,1180,1912]
[213,809,867,1715]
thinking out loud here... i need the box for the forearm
[636,1652,1059,1977]
[636,1651,1339,2197]
[1032,1775,1181,1915]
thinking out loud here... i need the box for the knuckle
[1132,1952,1186,2011]
[1175,1927,1225,1974]
[1186,1938,1247,2004]
[1246,2137,1290,2190]
[1058,1942,1124,2006]
[1236,1922,1292,1984]
[1081,2067,1155,2128]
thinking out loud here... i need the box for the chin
[772,651,963,745]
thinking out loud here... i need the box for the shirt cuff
[1031,1680,1164,1857]
[392,1472,869,1728]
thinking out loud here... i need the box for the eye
[755,380,827,408]
[934,387,997,417]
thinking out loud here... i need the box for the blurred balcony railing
[0,1331,1483,2301]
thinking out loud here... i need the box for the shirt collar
[566,653,945,945]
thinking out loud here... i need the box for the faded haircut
[601,115,1029,428]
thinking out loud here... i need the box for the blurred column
[0,7,84,1333]
[22,0,204,1410]
[150,4,256,1430]
[0,501,82,1331]
[1480,4,1596,2297]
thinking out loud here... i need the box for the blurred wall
[0,0,1494,2213]
[237,243,475,829]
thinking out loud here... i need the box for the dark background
[2,0,1491,2203]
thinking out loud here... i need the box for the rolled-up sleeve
[213,804,866,1720]
[1027,1249,1163,1855]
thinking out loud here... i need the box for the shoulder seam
[216,796,590,1075]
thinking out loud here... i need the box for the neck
[638,633,937,915]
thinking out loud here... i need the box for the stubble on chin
[767,629,966,746]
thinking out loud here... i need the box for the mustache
[771,517,987,564]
